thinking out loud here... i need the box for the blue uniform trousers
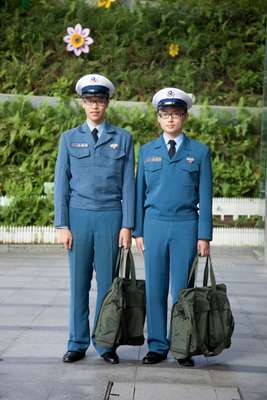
[143,217,198,356]
[67,207,122,355]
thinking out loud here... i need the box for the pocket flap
[108,151,126,160]
[180,163,199,172]
[69,148,90,159]
[103,150,126,160]
[144,161,162,172]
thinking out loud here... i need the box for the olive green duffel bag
[170,255,234,359]
[93,248,146,348]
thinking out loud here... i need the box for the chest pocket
[69,148,90,158]
[105,149,126,160]
[144,162,162,172]
[69,147,90,170]
[144,161,162,188]
[179,162,199,186]
[95,149,126,171]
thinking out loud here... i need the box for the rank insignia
[145,156,162,163]
[110,143,119,149]
[71,143,89,148]
[186,157,194,163]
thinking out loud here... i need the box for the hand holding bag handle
[186,255,216,290]
[114,248,136,284]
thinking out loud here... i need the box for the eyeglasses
[82,97,107,106]
[158,112,186,119]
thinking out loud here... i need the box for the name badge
[71,143,89,148]
[145,156,162,163]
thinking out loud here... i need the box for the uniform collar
[153,133,192,162]
[163,132,184,147]
[86,120,105,136]
[79,121,116,148]
[79,121,115,135]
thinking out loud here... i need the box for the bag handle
[123,248,136,282]
[203,255,216,289]
[187,255,198,288]
[187,255,217,290]
[114,248,136,283]
[114,247,122,277]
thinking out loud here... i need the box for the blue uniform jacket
[133,134,213,240]
[54,121,135,229]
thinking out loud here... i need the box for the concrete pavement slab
[0,330,23,353]
[0,247,267,400]
[135,365,212,385]
[0,289,18,303]
[47,385,105,400]
[1,342,66,358]
[241,392,267,400]
[230,337,267,353]
[111,382,241,400]
[208,369,267,396]
[10,329,67,345]
[0,305,42,326]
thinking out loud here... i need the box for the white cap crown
[152,87,194,110]
[75,74,115,97]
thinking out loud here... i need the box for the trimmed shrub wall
[0,0,266,106]
[0,98,260,225]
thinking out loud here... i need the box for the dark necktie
[168,140,176,159]
[91,128,98,143]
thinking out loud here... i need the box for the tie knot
[168,140,176,147]
[91,128,98,143]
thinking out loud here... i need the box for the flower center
[70,33,85,48]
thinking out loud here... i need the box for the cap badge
[90,76,97,82]
[167,90,174,97]
[110,143,119,149]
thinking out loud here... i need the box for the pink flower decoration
[63,23,94,56]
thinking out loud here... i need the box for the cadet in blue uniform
[54,74,135,364]
[133,88,212,367]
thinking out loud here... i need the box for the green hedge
[0,98,261,225]
[0,0,266,106]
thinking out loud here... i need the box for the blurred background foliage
[0,98,260,225]
[0,0,266,105]
[0,0,265,225]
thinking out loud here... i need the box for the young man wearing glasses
[133,88,212,367]
[54,74,135,364]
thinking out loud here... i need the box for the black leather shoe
[101,351,119,364]
[63,350,86,363]
[142,352,167,365]
[177,357,195,367]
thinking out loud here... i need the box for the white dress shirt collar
[163,132,184,151]
[86,120,105,137]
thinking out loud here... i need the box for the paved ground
[0,246,266,400]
